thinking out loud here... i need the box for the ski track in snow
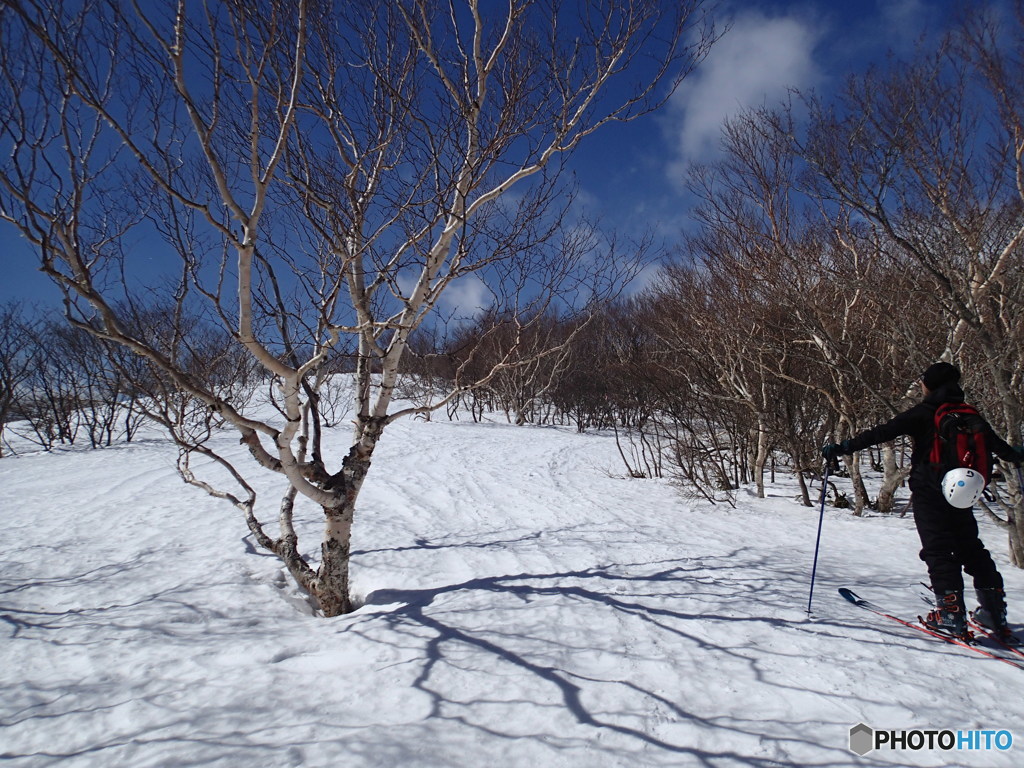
[2,414,1023,767]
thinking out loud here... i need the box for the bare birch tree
[0,302,33,456]
[0,0,716,615]
[682,108,922,512]
[790,12,1024,559]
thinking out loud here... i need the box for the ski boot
[973,587,1017,645]
[923,590,970,639]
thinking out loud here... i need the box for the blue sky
[0,0,967,308]
[569,0,961,234]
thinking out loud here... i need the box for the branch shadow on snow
[0,544,253,648]
[1,530,990,767]
[351,528,545,557]
[345,548,938,768]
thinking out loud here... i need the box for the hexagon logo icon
[849,723,874,755]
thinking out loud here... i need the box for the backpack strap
[929,402,953,466]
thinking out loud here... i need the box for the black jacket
[844,382,1016,490]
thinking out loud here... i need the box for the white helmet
[941,467,986,509]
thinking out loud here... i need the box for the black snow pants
[911,482,1003,595]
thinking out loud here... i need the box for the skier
[821,362,1024,640]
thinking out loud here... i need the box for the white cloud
[665,10,823,176]
[438,273,491,319]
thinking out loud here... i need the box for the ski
[838,587,1024,670]
[969,616,1024,659]
[912,584,1024,660]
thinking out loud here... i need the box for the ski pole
[807,457,833,615]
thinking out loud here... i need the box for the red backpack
[929,402,991,481]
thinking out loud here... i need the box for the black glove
[1011,445,1024,466]
[821,441,850,462]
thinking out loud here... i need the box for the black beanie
[921,362,961,390]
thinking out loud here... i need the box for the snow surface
[2,412,1024,767]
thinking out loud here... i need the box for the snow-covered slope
[2,415,1022,767]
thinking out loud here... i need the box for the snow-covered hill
[2,414,1022,767]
